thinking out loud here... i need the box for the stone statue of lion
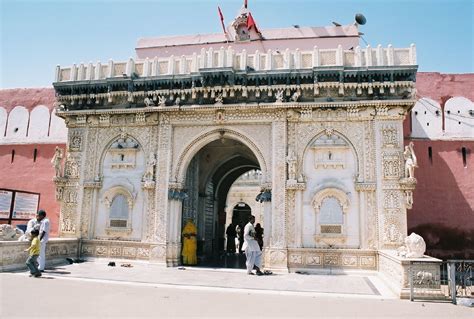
[0,224,24,241]
[397,232,426,258]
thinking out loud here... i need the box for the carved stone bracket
[399,178,417,209]
[399,177,417,190]
[83,181,102,189]
[354,182,376,192]
[142,181,156,190]
[285,181,306,190]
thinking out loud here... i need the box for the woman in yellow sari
[181,220,197,265]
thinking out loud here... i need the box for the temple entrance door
[181,137,262,268]
[232,203,251,231]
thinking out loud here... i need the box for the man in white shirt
[242,215,263,275]
[26,214,42,240]
[36,210,50,272]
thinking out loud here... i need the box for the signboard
[12,192,39,220]
[0,190,13,218]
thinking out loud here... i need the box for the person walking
[24,229,41,277]
[242,215,263,276]
[37,210,50,272]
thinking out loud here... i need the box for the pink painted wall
[404,72,474,259]
[136,37,359,59]
[416,73,474,102]
[0,144,62,236]
[0,88,62,236]
[0,88,55,112]
[406,140,474,259]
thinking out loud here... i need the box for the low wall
[80,240,168,264]
[378,250,442,298]
[287,248,378,272]
[0,238,79,271]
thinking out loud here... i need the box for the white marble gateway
[52,43,419,277]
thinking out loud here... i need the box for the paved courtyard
[1,261,472,318]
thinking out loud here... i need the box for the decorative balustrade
[55,44,417,83]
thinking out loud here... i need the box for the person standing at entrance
[225,223,236,254]
[242,215,263,275]
[181,220,197,265]
[255,223,264,251]
[37,210,50,272]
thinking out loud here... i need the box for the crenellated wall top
[55,44,417,83]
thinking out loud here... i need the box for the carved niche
[108,136,140,169]
[311,133,350,169]
[102,186,135,236]
[312,188,350,246]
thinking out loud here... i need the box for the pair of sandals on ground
[248,267,272,276]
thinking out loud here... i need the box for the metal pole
[409,263,414,302]
[448,261,457,304]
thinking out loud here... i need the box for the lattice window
[135,63,143,76]
[234,55,241,69]
[110,219,127,228]
[186,60,192,73]
[101,65,108,78]
[174,61,180,74]
[260,56,266,69]
[394,49,410,65]
[321,225,342,234]
[159,61,168,75]
[213,52,219,68]
[302,54,312,68]
[60,69,71,81]
[320,51,336,65]
[247,55,255,69]
[114,63,126,76]
[344,52,355,66]
[273,54,284,68]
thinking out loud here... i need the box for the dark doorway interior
[182,137,260,268]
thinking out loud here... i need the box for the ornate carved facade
[52,20,418,271]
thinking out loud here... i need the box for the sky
[0,0,473,88]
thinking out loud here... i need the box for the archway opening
[181,137,262,267]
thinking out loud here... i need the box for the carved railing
[55,44,417,82]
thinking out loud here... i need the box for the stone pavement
[14,260,393,299]
[2,261,473,319]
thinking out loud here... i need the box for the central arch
[179,133,264,267]
[174,128,268,185]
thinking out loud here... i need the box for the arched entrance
[232,202,251,230]
[181,135,263,267]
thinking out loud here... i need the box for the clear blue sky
[1,0,472,88]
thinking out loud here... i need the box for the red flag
[218,6,226,34]
[247,12,259,34]
[244,0,248,8]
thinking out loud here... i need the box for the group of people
[24,210,50,278]
[226,221,263,254]
[226,216,264,275]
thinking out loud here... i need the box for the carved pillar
[376,118,408,249]
[166,184,184,267]
[142,181,156,243]
[355,182,377,249]
[82,181,102,239]
[266,116,288,271]
[150,114,171,264]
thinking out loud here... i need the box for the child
[25,229,41,277]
